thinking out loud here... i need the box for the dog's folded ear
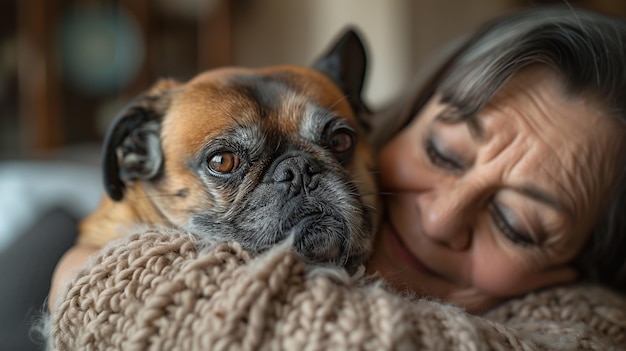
[313,27,370,120]
[102,79,179,201]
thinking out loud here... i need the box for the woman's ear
[313,27,371,120]
[102,79,180,201]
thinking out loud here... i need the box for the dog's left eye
[207,152,241,174]
[328,129,354,154]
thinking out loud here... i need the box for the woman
[48,6,626,350]
[366,5,626,314]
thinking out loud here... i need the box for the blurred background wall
[0,0,624,158]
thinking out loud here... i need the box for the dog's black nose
[269,152,322,195]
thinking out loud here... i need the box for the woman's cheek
[469,245,540,297]
[380,136,424,187]
[379,142,403,187]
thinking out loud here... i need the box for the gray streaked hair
[398,6,626,292]
[438,6,626,118]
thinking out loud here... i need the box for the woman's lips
[386,219,437,276]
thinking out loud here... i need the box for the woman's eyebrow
[514,184,575,221]
[435,110,485,140]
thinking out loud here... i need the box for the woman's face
[367,66,625,312]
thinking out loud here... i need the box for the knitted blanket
[49,231,626,350]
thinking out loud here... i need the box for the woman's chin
[366,226,507,314]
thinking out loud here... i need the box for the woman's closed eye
[489,203,537,246]
[424,137,464,171]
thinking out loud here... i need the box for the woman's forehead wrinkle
[527,103,604,223]
[504,133,575,215]
[533,143,580,217]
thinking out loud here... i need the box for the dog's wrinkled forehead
[163,66,356,156]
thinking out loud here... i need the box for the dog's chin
[289,215,370,275]
[291,215,344,261]
[245,214,365,274]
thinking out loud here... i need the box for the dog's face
[98,30,377,270]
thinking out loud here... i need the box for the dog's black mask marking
[191,137,372,272]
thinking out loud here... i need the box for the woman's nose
[418,186,474,250]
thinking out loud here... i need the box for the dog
[76,29,378,272]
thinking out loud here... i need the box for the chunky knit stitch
[49,231,626,350]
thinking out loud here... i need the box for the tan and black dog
[78,29,378,271]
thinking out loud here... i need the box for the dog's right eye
[207,152,241,175]
[329,129,354,154]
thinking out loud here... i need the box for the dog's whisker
[354,191,380,197]
[328,95,350,110]
[362,203,378,212]
[222,104,248,129]
[139,193,187,199]
[379,191,401,196]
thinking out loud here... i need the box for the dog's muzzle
[265,151,364,267]
[191,149,372,272]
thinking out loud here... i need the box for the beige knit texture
[50,231,626,350]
